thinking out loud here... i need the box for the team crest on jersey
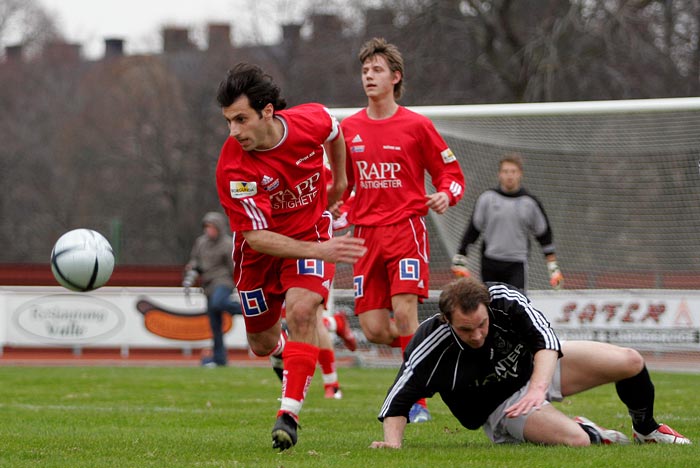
[229,181,257,198]
[399,258,420,280]
[441,148,457,163]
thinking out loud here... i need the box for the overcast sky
[37,0,307,59]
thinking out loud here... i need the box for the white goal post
[329,98,700,370]
[334,96,700,118]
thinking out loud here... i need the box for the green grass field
[0,366,697,467]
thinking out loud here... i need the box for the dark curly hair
[216,63,287,116]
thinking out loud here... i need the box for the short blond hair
[499,152,524,172]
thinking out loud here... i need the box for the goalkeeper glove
[547,261,564,290]
[451,254,471,278]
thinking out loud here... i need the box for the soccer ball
[50,229,115,292]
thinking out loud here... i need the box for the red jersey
[216,103,340,238]
[341,106,464,226]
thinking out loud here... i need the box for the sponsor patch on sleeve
[230,181,257,198]
[441,148,457,163]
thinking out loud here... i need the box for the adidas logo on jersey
[261,174,280,191]
[352,134,363,143]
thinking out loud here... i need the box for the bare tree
[0,0,59,59]
[2,0,700,264]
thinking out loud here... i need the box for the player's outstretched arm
[244,230,366,264]
[505,349,558,418]
[369,416,406,449]
[318,233,366,264]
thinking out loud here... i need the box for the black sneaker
[574,416,630,444]
[271,412,298,451]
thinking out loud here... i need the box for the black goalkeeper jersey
[378,282,561,430]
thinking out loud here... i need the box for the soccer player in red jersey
[339,38,465,423]
[214,63,366,451]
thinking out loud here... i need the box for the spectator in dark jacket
[183,211,242,367]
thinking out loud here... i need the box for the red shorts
[233,215,335,334]
[352,216,430,314]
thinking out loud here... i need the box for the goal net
[330,98,700,369]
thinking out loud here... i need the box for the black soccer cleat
[271,412,298,451]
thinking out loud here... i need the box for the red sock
[334,313,346,335]
[399,334,413,352]
[270,328,288,357]
[318,348,336,375]
[388,318,403,348]
[282,341,319,403]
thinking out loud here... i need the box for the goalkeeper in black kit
[370,277,691,448]
[451,152,563,290]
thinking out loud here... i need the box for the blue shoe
[409,403,431,423]
[201,357,225,368]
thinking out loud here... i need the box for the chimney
[162,27,194,53]
[310,14,343,41]
[208,23,231,50]
[282,23,302,44]
[5,44,23,63]
[365,8,395,35]
[104,38,124,59]
[44,41,81,63]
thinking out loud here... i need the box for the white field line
[0,401,268,414]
